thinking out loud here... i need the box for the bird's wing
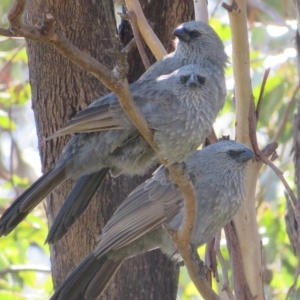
[94,166,183,257]
[47,103,123,140]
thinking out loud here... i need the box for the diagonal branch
[124,0,167,59]
[224,222,254,299]
[119,11,151,70]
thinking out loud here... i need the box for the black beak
[173,26,190,42]
[186,74,198,88]
[238,148,254,162]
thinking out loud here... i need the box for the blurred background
[0,0,299,299]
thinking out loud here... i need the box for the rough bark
[24,0,193,299]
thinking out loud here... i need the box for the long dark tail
[46,168,109,244]
[0,166,66,237]
[50,253,122,300]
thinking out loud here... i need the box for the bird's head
[189,140,254,175]
[213,139,254,162]
[173,21,228,71]
[176,65,207,89]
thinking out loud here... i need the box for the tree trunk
[25,0,194,299]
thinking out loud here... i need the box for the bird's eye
[189,31,201,39]
[179,75,189,84]
[227,150,238,157]
[197,75,206,85]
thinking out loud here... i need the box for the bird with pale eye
[0,20,228,244]
[0,63,225,244]
[50,140,254,300]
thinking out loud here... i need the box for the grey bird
[50,140,254,300]
[44,20,228,244]
[0,63,224,240]
[139,20,228,81]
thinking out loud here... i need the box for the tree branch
[214,233,235,300]
[224,222,254,299]
[285,260,300,300]
[119,10,151,70]
[124,0,167,59]
[273,85,300,143]
[193,0,209,23]
[223,0,264,298]
[0,265,51,275]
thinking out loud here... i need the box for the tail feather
[85,258,122,299]
[46,169,109,244]
[0,166,66,237]
[51,253,122,300]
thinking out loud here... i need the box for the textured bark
[25,0,193,299]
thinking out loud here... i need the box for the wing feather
[47,104,123,140]
[94,167,183,257]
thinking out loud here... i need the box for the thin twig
[125,11,151,70]
[256,68,271,121]
[0,43,25,79]
[214,232,235,300]
[205,238,217,286]
[285,260,300,300]
[224,222,254,299]
[8,106,18,197]
[0,265,51,275]
[259,154,300,228]
[246,0,288,28]
[273,85,300,143]
[124,0,167,59]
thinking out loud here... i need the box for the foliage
[0,0,299,299]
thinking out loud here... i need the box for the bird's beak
[173,26,190,42]
[186,74,198,88]
[238,148,254,162]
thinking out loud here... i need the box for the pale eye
[197,75,206,85]
[227,150,238,157]
[179,75,189,84]
[189,31,201,39]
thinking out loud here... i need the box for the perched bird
[139,20,227,81]
[44,20,228,244]
[50,140,254,300]
[0,63,224,240]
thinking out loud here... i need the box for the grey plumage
[45,20,228,244]
[50,140,254,300]
[0,21,227,242]
[0,63,224,239]
[139,21,228,81]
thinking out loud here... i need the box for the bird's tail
[45,168,109,244]
[0,166,66,237]
[50,253,122,300]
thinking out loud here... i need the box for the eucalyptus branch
[223,0,264,298]
[193,0,209,23]
[224,222,254,299]
[0,265,51,275]
[246,0,288,27]
[118,11,151,70]
[214,232,235,300]
[273,85,300,143]
[256,68,271,121]
[124,0,167,59]
[285,260,300,300]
